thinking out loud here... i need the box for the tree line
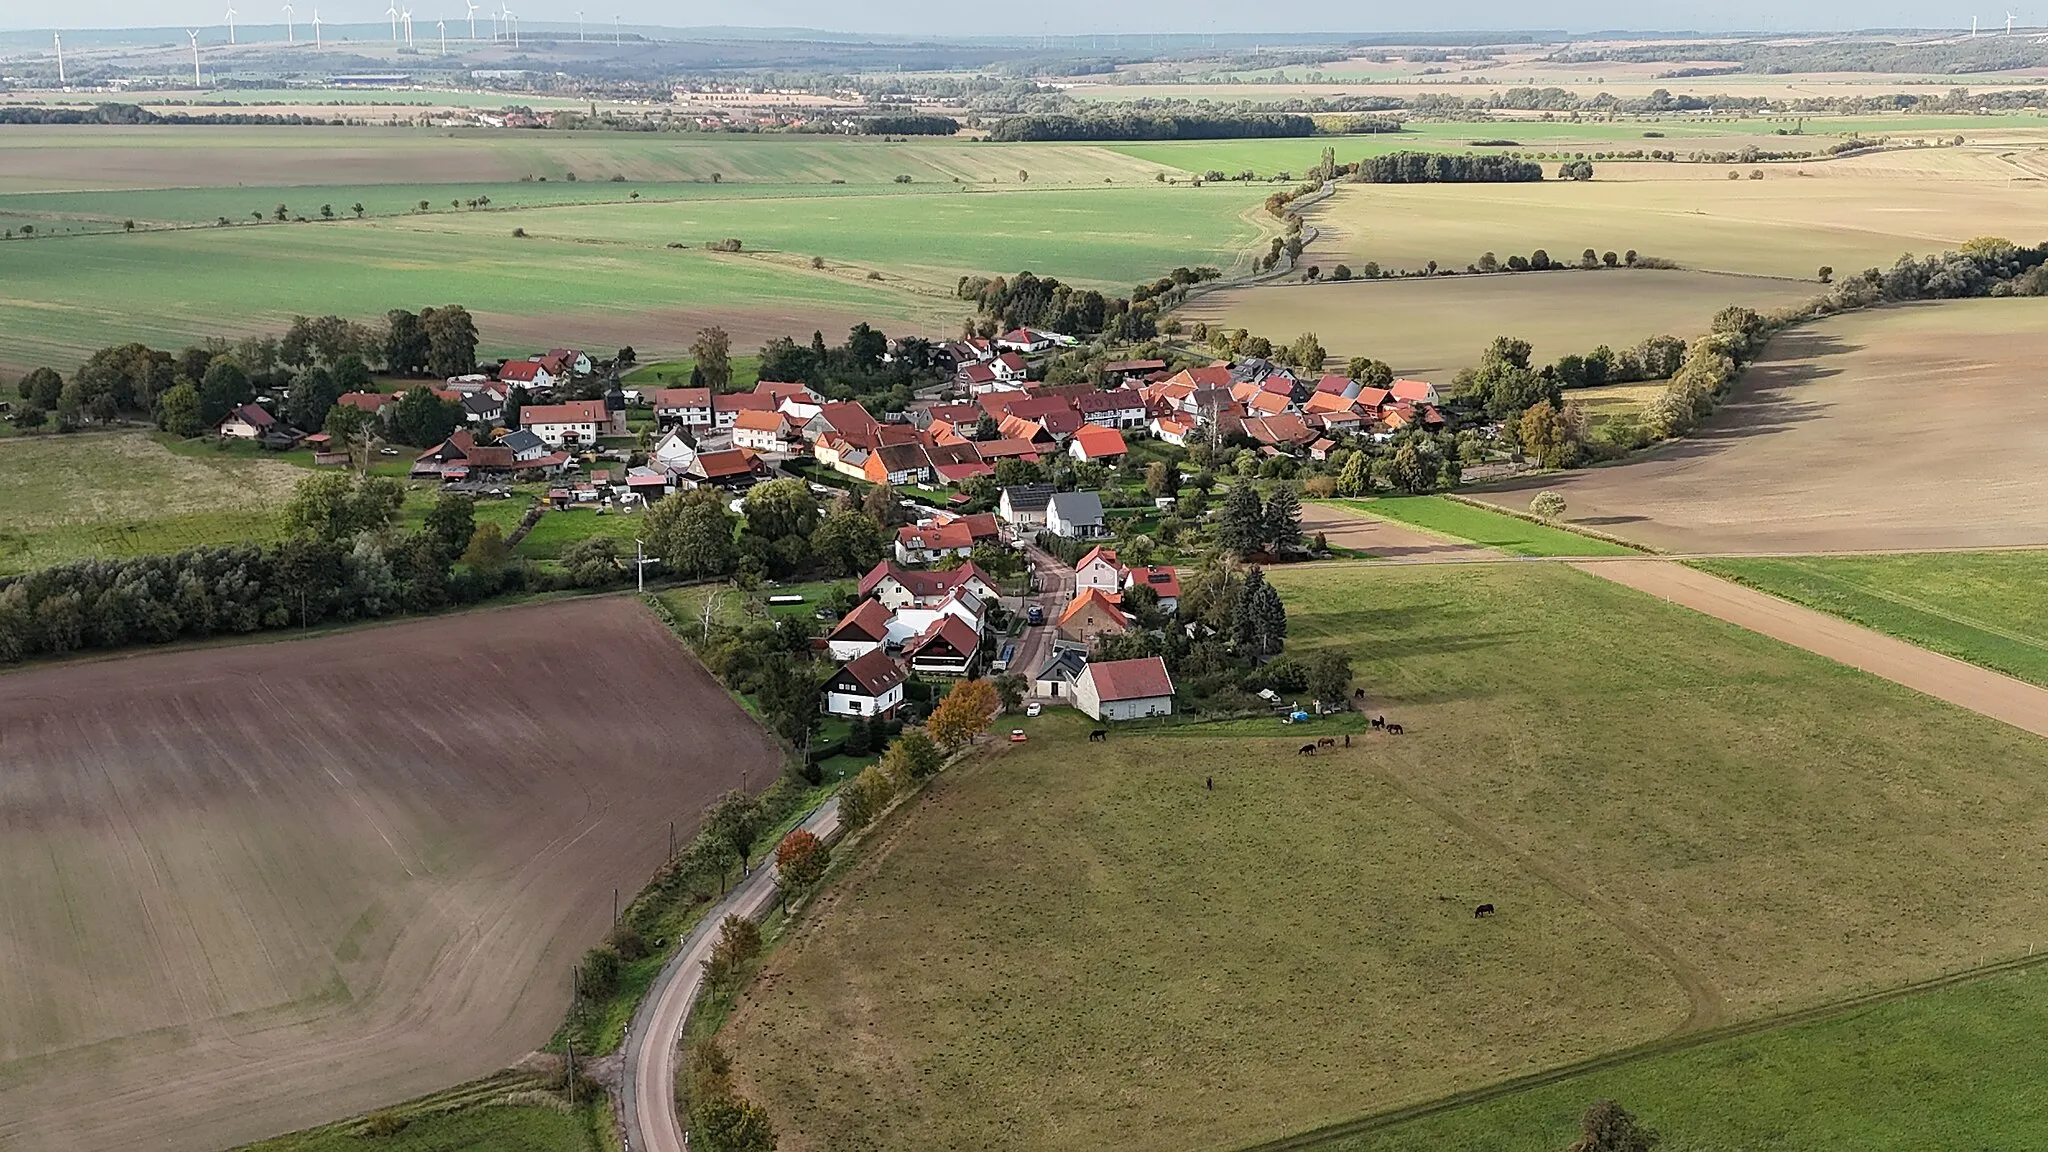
[0,102,342,127]
[986,112,1317,142]
[956,270,1168,343]
[858,114,959,135]
[1352,152,1545,184]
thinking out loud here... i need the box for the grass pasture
[1327,497,1638,556]
[0,598,784,1152]
[1697,552,2048,689]
[724,561,2048,1151]
[1180,269,1814,376]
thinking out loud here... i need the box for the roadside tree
[928,679,999,750]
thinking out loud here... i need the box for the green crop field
[1180,268,1816,376]
[1696,552,2048,689]
[1311,965,2048,1152]
[1329,497,1639,556]
[724,561,2048,1151]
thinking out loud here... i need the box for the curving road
[621,799,841,1152]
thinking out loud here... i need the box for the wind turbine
[312,8,322,45]
[282,2,294,43]
[465,0,478,39]
[54,31,65,85]
[614,13,620,45]
[489,6,499,40]
[401,6,414,47]
[188,29,202,86]
[224,4,238,43]
[503,4,517,47]
[2007,10,2018,32]
[1972,15,1979,35]
[577,7,584,40]
[385,2,398,40]
[437,18,446,54]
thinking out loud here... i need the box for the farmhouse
[651,429,699,477]
[858,559,1002,610]
[1058,587,1130,643]
[1391,378,1441,406]
[823,648,907,718]
[335,391,395,418]
[538,348,594,377]
[521,399,625,447]
[1069,423,1129,464]
[685,448,768,491]
[895,517,976,565]
[1075,390,1149,429]
[1032,647,1087,699]
[996,328,1054,353]
[1073,655,1175,722]
[215,403,300,448]
[497,358,558,392]
[651,387,715,430]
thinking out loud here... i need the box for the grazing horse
[1474,903,1495,919]
[1353,687,1367,700]
[1297,744,1318,756]
[1317,736,1336,748]
[1343,733,1350,747]
[1386,723,1404,735]
[1371,716,1386,730]
[1088,729,1107,742]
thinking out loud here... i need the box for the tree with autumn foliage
[775,829,830,894]
[927,678,999,751]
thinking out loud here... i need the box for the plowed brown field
[0,597,781,1152]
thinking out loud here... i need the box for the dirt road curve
[624,800,842,1152]
[1299,504,1497,562]
[1578,560,2048,740]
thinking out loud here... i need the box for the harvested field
[1295,146,2048,283]
[1472,299,2048,553]
[1179,270,1814,376]
[0,597,782,1152]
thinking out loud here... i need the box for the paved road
[1013,541,1074,690]
[621,799,841,1152]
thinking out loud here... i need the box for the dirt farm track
[0,597,781,1152]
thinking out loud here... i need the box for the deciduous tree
[420,305,480,377]
[690,326,733,390]
[646,489,739,579]
[156,382,203,438]
[775,828,829,892]
[282,472,404,541]
[1568,1100,1660,1152]
[927,678,999,750]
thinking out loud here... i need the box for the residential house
[1240,414,1317,451]
[1075,390,1149,430]
[903,615,981,677]
[1391,378,1442,406]
[715,391,776,430]
[757,380,823,423]
[522,399,625,448]
[1315,374,1362,399]
[684,448,767,491]
[998,483,1056,528]
[497,359,558,392]
[335,391,395,418]
[1074,656,1175,722]
[625,466,671,502]
[537,348,594,377]
[730,407,792,453]
[1355,386,1393,411]
[1074,546,1124,596]
[1057,587,1130,644]
[1045,490,1107,539]
[804,401,883,446]
[460,391,505,427]
[1032,648,1088,700]
[411,427,566,481]
[863,442,933,487]
[651,387,715,431]
[650,429,699,477]
[1124,565,1181,614]
[961,352,1029,393]
[924,440,993,486]
[996,328,1054,354]
[826,598,895,661]
[858,560,1002,610]
[216,403,292,444]
[822,648,907,718]
[1102,358,1167,384]
[895,518,976,565]
[1150,413,1196,447]
[1069,423,1129,464]
[1309,437,1339,462]
[976,438,1043,466]
[1161,365,1234,393]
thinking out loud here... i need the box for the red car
[1009,729,1028,743]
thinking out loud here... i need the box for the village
[202,329,1447,726]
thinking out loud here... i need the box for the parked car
[1009,729,1027,743]
[1026,702,1042,718]
[1026,605,1045,626]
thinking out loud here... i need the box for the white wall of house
[528,420,600,447]
[732,426,784,452]
[1075,556,1122,595]
[827,637,882,662]
[1074,677,1174,721]
[825,682,903,717]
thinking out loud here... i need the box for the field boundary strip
[1232,947,2048,1152]
[1439,493,1660,555]
[1709,557,2048,656]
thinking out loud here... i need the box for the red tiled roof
[975,437,1041,460]
[829,597,894,643]
[859,559,999,601]
[1390,379,1436,403]
[336,391,393,414]
[1084,655,1174,702]
[1126,566,1181,600]
[694,448,761,478]
[732,408,786,432]
[651,387,712,410]
[522,399,609,425]
[1356,387,1392,408]
[905,614,981,661]
[1058,586,1127,629]
[498,359,549,383]
[1076,545,1120,572]
[1070,424,1128,459]
[838,647,907,695]
[899,519,975,552]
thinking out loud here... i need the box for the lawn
[0,431,305,573]
[241,1102,602,1152]
[1695,552,2048,688]
[722,562,2048,1150]
[1310,965,2048,1152]
[1327,496,1639,556]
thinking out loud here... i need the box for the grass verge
[1330,496,1638,557]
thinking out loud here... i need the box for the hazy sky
[8,0,2031,35]
[8,0,2023,36]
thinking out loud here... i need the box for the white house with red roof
[858,559,1002,610]
[216,402,290,442]
[1074,656,1175,721]
[730,407,794,453]
[1074,545,1125,596]
[1390,378,1441,405]
[498,359,559,392]
[961,352,1029,393]
[996,328,1054,354]
[651,387,714,430]
[1075,390,1149,429]
[521,398,624,447]
[1068,423,1129,464]
[1124,565,1180,615]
